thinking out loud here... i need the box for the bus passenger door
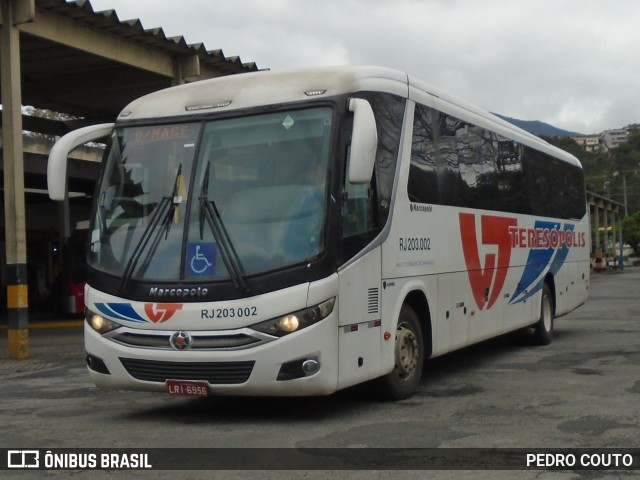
[337,178,383,390]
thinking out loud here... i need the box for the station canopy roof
[3,0,259,135]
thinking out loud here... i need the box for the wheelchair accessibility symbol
[186,242,217,277]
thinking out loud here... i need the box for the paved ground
[0,268,638,479]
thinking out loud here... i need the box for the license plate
[166,380,209,397]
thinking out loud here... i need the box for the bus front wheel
[377,304,424,400]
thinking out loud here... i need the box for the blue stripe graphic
[95,303,146,323]
[510,221,573,305]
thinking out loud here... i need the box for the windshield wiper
[119,164,183,294]
[199,162,251,295]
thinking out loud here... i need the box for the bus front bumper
[84,313,340,397]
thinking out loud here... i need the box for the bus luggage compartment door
[336,247,383,390]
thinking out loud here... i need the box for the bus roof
[117,65,581,168]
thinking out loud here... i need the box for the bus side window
[341,150,378,266]
[342,185,375,238]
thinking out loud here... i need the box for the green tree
[622,211,640,255]
[611,127,640,215]
[545,136,613,197]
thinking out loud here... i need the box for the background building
[600,128,630,150]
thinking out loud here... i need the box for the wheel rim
[395,322,420,381]
[542,293,552,332]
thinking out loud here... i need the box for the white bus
[48,66,589,400]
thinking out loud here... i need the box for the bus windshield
[88,107,334,287]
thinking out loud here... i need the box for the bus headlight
[252,297,336,337]
[86,309,122,334]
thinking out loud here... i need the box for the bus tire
[533,284,554,345]
[376,304,424,400]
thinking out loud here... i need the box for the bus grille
[119,358,255,384]
[111,332,261,350]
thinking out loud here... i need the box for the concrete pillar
[603,208,609,255]
[1,0,33,358]
[611,210,617,261]
[172,54,201,86]
[594,204,601,253]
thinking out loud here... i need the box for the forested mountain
[495,114,582,137]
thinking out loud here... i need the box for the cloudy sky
[87,0,639,134]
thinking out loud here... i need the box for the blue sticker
[186,242,217,277]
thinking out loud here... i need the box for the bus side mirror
[48,123,114,201]
[347,98,378,184]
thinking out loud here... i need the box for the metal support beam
[1,0,29,358]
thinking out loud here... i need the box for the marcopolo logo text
[149,287,208,298]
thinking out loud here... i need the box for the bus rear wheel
[376,304,424,400]
[533,284,554,345]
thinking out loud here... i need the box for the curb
[0,321,83,330]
